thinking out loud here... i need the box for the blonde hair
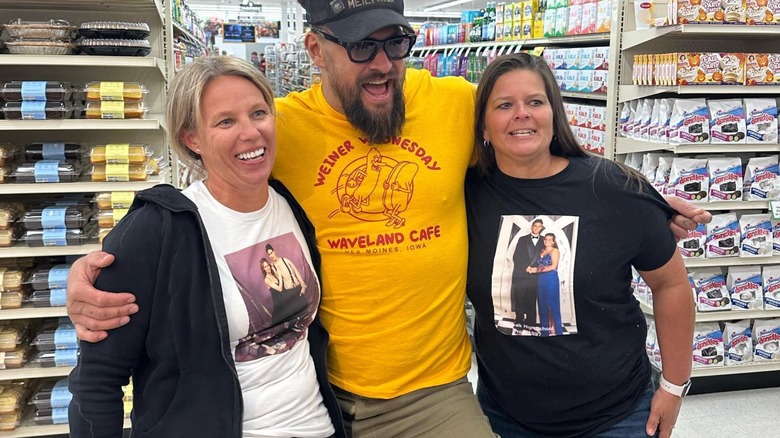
[166,56,276,177]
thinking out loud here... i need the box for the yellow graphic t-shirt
[274,68,477,398]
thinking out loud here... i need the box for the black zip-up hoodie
[69,182,345,438]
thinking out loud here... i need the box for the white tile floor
[467,356,780,438]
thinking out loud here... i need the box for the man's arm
[665,196,712,239]
[66,251,139,342]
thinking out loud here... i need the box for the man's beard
[334,72,405,145]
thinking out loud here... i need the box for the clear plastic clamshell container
[29,290,67,308]
[0,292,23,310]
[85,101,147,119]
[21,205,92,230]
[0,144,20,167]
[22,227,92,247]
[0,267,24,292]
[0,409,22,431]
[78,38,151,57]
[4,19,76,39]
[30,379,71,410]
[30,349,79,369]
[30,323,77,351]
[0,228,23,248]
[94,191,135,210]
[97,209,128,228]
[1,101,74,120]
[90,162,156,182]
[5,39,75,55]
[0,347,27,369]
[90,144,151,164]
[33,407,69,425]
[0,81,72,102]
[0,203,24,230]
[98,227,112,243]
[84,81,147,101]
[24,142,83,162]
[0,326,27,352]
[0,382,28,414]
[78,21,151,39]
[11,161,81,183]
[27,264,70,291]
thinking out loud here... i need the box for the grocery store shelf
[640,301,780,322]
[0,55,166,76]
[692,361,780,378]
[0,176,163,195]
[615,137,780,154]
[691,200,768,211]
[0,306,67,321]
[618,85,780,103]
[173,21,206,48]
[0,366,72,382]
[560,90,608,101]
[684,255,780,268]
[0,0,160,13]
[410,32,611,52]
[622,24,780,50]
[0,243,101,259]
[0,118,162,131]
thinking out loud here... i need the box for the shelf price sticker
[100,101,125,119]
[106,163,130,182]
[111,191,135,209]
[99,81,125,101]
[21,81,47,101]
[34,160,60,183]
[113,208,129,224]
[771,201,780,220]
[105,143,131,164]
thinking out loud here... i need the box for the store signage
[770,201,780,220]
[241,3,262,12]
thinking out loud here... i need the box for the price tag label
[105,144,131,163]
[99,81,125,101]
[100,101,125,119]
[111,191,135,209]
[106,163,130,182]
[770,201,780,220]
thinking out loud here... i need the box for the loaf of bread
[0,292,23,310]
[91,163,151,182]
[85,81,146,101]
[85,100,146,119]
[90,144,150,164]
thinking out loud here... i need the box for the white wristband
[659,375,691,398]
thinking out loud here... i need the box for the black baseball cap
[302,0,413,42]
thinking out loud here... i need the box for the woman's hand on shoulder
[665,196,712,240]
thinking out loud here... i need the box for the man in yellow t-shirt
[65,0,710,436]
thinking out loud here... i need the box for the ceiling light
[422,0,473,12]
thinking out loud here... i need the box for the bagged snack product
[648,99,662,142]
[724,320,753,366]
[624,152,643,171]
[645,318,662,369]
[753,318,780,361]
[670,157,708,201]
[669,99,710,144]
[739,213,773,256]
[693,268,732,311]
[692,322,725,368]
[774,220,780,255]
[765,265,780,310]
[619,102,631,137]
[657,99,672,143]
[642,153,673,184]
[744,156,780,200]
[744,98,778,143]
[678,223,706,258]
[708,157,742,201]
[653,155,674,195]
[727,265,764,310]
[708,99,747,144]
[636,99,654,140]
[706,212,740,258]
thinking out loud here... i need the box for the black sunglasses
[312,28,416,63]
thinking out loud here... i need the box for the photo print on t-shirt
[224,232,320,362]
[492,215,579,337]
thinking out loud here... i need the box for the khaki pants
[333,377,496,438]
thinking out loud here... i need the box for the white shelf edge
[622,24,780,50]
[560,91,608,101]
[691,361,780,377]
[0,55,165,76]
[0,118,162,131]
[691,201,768,211]
[0,366,73,382]
[410,32,611,52]
[4,418,131,438]
[619,85,780,103]
[0,243,101,259]
[684,255,780,268]
[615,137,780,154]
[0,306,67,320]
[0,176,163,195]
[640,301,780,322]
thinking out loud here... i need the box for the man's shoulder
[405,68,475,94]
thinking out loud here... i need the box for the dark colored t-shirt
[465,156,677,437]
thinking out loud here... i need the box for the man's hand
[645,388,683,438]
[665,196,712,240]
[66,251,138,342]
